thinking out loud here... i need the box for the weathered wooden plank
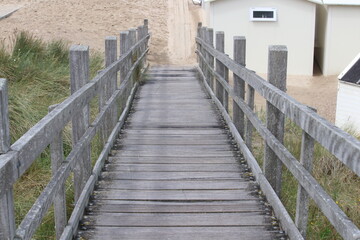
[96,179,250,190]
[197,37,360,177]
[103,163,241,172]
[108,156,240,164]
[119,144,232,152]
[118,139,230,145]
[87,201,262,213]
[78,227,277,240]
[101,171,243,181]
[115,151,236,158]
[83,212,271,226]
[215,31,225,107]
[123,129,226,135]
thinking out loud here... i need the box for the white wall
[335,82,360,133]
[322,6,360,76]
[209,0,316,75]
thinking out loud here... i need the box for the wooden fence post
[233,36,246,138]
[295,107,316,238]
[70,45,91,202]
[200,27,206,76]
[264,45,288,197]
[128,28,137,87]
[245,84,255,151]
[215,31,225,108]
[48,104,66,240]
[0,79,15,240]
[120,31,129,84]
[206,28,214,90]
[197,22,202,67]
[105,36,118,135]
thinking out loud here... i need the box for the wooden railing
[0,20,150,240]
[196,24,360,240]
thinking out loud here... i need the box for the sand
[0,0,337,122]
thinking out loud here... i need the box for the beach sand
[0,0,337,122]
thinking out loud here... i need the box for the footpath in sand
[0,0,337,122]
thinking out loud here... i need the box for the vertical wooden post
[105,36,118,135]
[203,27,209,85]
[197,22,202,67]
[143,19,149,64]
[200,27,206,75]
[0,79,15,240]
[295,107,316,238]
[128,28,137,87]
[233,36,246,138]
[48,104,67,240]
[215,31,225,107]
[120,31,129,83]
[206,28,214,90]
[245,84,255,151]
[264,45,287,197]
[70,45,91,202]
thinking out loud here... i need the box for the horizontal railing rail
[196,24,360,240]
[0,20,150,240]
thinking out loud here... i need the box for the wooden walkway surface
[77,66,283,239]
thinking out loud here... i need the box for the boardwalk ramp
[77,66,283,239]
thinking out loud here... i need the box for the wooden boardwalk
[77,66,283,239]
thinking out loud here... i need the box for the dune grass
[0,31,103,239]
[250,112,360,239]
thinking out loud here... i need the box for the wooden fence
[196,24,360,240]
[0,20,150,240]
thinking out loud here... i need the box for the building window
[250,8,277,22]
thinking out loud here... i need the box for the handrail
[0,20,150,240]
[196,26,360,240]
[196,36,360,177]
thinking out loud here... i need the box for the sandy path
[0,0,337,122]
[167,0,204,65]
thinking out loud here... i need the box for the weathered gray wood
[97,179,250,190]
[0,79,14,240]
[0,79,10,153]
[84,212,271,226]
[70,45,92,202]
[295,107,317,238]
[198,62,360,239]
[49,105,67,240]
[197,36,360,177]
[215,32,225,108]
[233,37,246,138]
[87,201,262,213]
[0,186,15,240]
[103,163,241,172]
[197,66,304,239]
[206,28,214,90]
[120,31,129,84]
[264,45,287,197]
[105,36,118,137]
[108,156,239,164]
[245,84,255,152]
[78,227,277,240]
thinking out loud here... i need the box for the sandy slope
[0,0,204,65]
[0,0,337,122]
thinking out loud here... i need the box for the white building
[204,0,317,75]
[335,53,360,133]
[204,0,360,76]
[314,1,360,76]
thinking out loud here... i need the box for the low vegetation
[0,31,103,239]
[251,113,360,239]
